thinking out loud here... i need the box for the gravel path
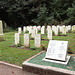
[0,61,38,75]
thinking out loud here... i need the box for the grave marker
[15,33,20,45]
[0,20,4,41]
[35,34,41,48]
[41,26,45,34]
[31,29,36,38]
[18,27,22,34]
[42,40,70,65]
[23,26,26,33]
[24,34,30,47]
[47,29,52,40]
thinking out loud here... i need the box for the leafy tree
[0,0,75,29]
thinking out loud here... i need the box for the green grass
[0,32,40,66]
[0,32,75,66]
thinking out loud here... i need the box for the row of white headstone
[18,25,75,36]
[18,26,52,40]
[15,33,41,48]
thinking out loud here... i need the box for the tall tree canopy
[0,0,75,28]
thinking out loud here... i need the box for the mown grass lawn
[0,31,75,66]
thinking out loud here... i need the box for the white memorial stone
[47,29,52,40]
[55,27,58,36]
[62,27,66,35]
[72,25,75,32]
[41,26,45,34]
[15,33,20,45]
[47,26,51,31]
[0,20,4,41]
[18,27,22,34]
[31,29,36,38]
[35,34,41,48]
[37,26,41,30]
[52,25,55,32]
[24,34,30,47]
[42,40,70,65]
[23,26,26,33]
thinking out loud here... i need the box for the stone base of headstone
[0,34,4,41]
[42,56,71,65]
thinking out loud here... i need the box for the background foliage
[0,0,75,28]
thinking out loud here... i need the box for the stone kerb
[22,51,75,75]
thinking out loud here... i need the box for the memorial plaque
[45,40,68,61]
[43,40,70,65]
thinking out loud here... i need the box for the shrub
[68,30,72,33]
[3,26,15,32]
[68,47,72,54]
[52,31,55,36]
[15,43,22,47]
[41,44,46,50]
[58,32,61,36]
[38,30,41,34]
[30,46,36,50]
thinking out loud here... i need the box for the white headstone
[24,34,30,47]
[35,28,38,34]
[35,34,41,48]
[0,20,4,41]
[23,26,26,33]
[15,33,20,45]
[47,29,52,40]
[37,26,41,30]
[52,25,55,32]
[31,29,36,38]
[0,21,3,34]
[72,25,75,32]
[62,27,66,35]
[47,26,51,31]
[55,27,58,36]
[41,26,45,34]
[42,40,70,65]
[18,27,22,34]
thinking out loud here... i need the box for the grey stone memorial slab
[0,20,4,41]
[42,40,70,65]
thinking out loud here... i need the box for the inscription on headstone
[45,40,68,61]
[43,40,70,65]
